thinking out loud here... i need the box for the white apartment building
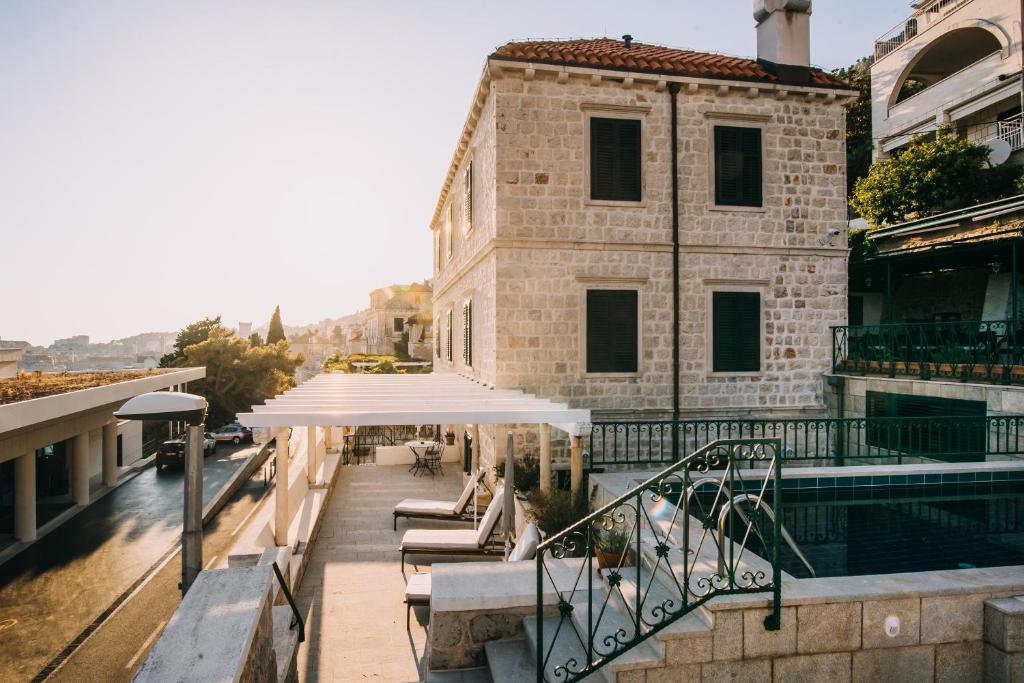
[872,0,1024,158]
[429,2,856,467]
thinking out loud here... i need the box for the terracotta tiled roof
[491,38,850,89]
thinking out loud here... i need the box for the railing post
[570,435,583,501]
[764,439,783,631]
[536,548,544,683]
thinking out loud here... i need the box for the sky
[0,0,908,346]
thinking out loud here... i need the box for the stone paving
[295,463,491,683]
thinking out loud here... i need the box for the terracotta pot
[594,545,629,570]
[444,434,455,445]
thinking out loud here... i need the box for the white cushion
[400,528,482,551]
[404,573,431,602]
[394,499,458,516]
[453,469,486,513]
[476,487,504,546]
[508,523,541,562]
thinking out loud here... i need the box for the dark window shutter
[586,290,638,373]
[435,317,440,357]
[446,309,453,362]
[714,126,762,207]
[462,300,473,367]
[463,162,473,231]
[590,118,642,202]
[712,292,761,372]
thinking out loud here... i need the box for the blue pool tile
[942,473,959,483]
[855,476,872,487]
[908,474,924,484]
[799,478,817,488]
[819,477,836,488]
[926,474,941,484]
[1011,471,1024,481]
[977,472,992,482]
[872,476,889,486]
[958,472,975,482]
[994,472,1009,481]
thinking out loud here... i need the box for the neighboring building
[0,349,21,379]
[0,368,204,546]
[871,0,1023,159]
[354,282,433,359]
[429,0,854,466]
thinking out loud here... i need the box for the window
[445,204,454,260]
[393,317,404,333]
[712,291,761,373]
[590,117,642,202]
[446,308,453,362]
[462,299,473,367]
[714,125,762,207]
[866,391,986,462]
[586,290,638,373]
[435,316,440,358]
[463,160,473,233]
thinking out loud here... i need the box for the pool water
[694,482,1024,578]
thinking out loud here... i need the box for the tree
[850,128,1023,228]
[176,329,303,426]
[159,316,225,367]
[248,332,264,347]
[832,58,873,198]
[267,306,286,345]
[330,325,344,345]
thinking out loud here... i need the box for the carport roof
[236,373,591,435]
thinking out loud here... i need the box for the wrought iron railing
[342,424,422,464]
[535,439,782,682]
[874,0,971,59]
[832,320,1023,385]
[588,416,1024,466]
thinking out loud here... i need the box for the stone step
[484,638,535,683]
[272,605,301,683]
[524,616,615,683]
[568,582,663,672]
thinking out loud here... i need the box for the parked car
[208,423,252,444]
[156,434,217,471]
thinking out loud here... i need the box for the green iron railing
[832,320,1024,384]
[535,439,783,682]
[587,416,1024,466]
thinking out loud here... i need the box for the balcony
[875,0,974,60]
[992,113,1024,152]
[832,320,1024,385]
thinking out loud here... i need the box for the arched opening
[895,27,1002,103]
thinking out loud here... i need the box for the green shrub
[525,487,592,539]
[494,452,541,494]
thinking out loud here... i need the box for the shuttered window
[463,161,473,232]
[712,291,761,373]
[446,309,453,362]
[586,290,638,373]
[435,317,440,358]
[462,300,473,367]
[714,126,762,207]
[445,204,454,260]
[590,117,642,202]
[866,391,986,462]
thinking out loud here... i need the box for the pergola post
[539,423,552,493]
[306,425,318,486]
[72,432,90,505]
[471,424,480,473]
[570,435,583,501]
[102,420,119,487]
[275,428,291,547]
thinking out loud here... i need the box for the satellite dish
[987,138,1012,166]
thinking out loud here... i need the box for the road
[0,442,268,682]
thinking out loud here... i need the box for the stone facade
[430,58,852,470]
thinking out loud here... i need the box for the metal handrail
[874,0,972,59]
[717,494,816,579]
[271,561,305,643]
[535,439,782,683]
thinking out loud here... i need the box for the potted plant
[594,528,631,570]
[444,430,456,446]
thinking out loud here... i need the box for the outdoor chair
[399,486,507,572]
[404,522,542,627]
[393,469,488,530]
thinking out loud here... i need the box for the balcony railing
[874,0,972,59]
[588,416,1024,467]
[832,320,1024,385]
[995,114,1024,152]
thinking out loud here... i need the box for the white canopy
[236,373,591,436]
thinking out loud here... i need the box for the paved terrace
[295,464,490,683]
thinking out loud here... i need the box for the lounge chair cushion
[453,469,486,514]
[400,529,483,551]
[508,523,541,562]
[394,499,458,516]
[404,573,431,603]
[477,487,505,546]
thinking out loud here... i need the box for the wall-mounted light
[991,260,1002,274]
[865,275,873,288]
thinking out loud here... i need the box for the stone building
[428,2,855,469]
[353,282,433,359]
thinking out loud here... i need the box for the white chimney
[754,0,812,75]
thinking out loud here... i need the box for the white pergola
[236,373,591,545]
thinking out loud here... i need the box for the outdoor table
[406,440,443,476]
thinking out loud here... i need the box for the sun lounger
[393,469,487,530]
[399,486,507,572]
[404,523,542,627]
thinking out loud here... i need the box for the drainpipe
[669,82,681,460]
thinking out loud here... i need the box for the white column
[14,453,35,542]
[72,432,90,505]
[306,425,317,486]
[540,423,552,493]
[102,420,118,487]
[275,428,291,547]
[570,435,583,501]
[471,424,480,474]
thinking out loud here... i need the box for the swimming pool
[688,481,1024,578]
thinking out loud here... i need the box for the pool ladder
[684,478,817,578]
